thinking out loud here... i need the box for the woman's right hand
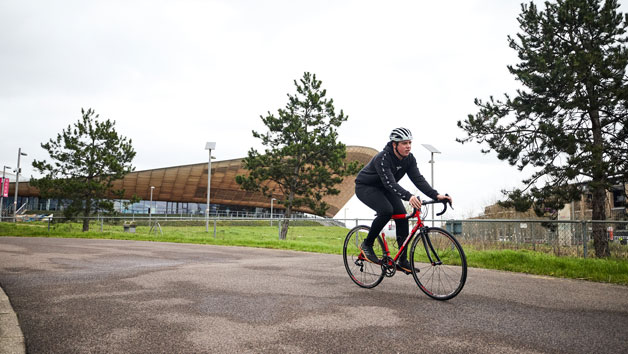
[409,195,422,209]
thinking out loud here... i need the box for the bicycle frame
[380,208,443,266]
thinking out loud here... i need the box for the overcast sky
[2,0,626,220]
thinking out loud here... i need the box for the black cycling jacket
[355,142,438,201]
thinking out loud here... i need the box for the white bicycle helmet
[389,127,413,142]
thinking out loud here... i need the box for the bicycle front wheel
[410,227,467,300]
[343,225,385,289]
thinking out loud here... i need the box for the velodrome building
[6,146,377,218]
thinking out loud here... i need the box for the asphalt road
[1,236,627,354]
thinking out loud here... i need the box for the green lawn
[1,221,627,285]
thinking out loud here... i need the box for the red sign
[2,178,8,197]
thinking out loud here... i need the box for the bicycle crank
[381,256,396,277]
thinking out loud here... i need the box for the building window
[613,187,626,209]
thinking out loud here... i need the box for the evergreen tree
[458,0,628,257]
[32,108,136,231]
[236,72,361,240]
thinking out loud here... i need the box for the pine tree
[236,72,361,240]
[32,108,136,231]
[458,0,628,257]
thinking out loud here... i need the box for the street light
[1,165,11,220]
[205,142,216,232]
[270,197,276,226]
[422,144,441,227]
[13,148,27,222]
[149,186,155,226]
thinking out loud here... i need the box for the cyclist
[354,127,452,273]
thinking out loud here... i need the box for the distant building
[455,183,628,246]
[5,146,377,218]
[477,184,627,222]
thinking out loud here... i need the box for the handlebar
[404,194,453,219]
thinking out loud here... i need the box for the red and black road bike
[343,198,467,300]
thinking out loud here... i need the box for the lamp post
[13,148,27,222]
[270,197,276,226]
[422,144,440,227]
[1,165,11,220]
[205,142,216,232]
[149,186,154,227]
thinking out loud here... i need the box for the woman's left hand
[436,194,452,204]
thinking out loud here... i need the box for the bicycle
[343,197,467,300]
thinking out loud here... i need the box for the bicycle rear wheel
[410,227,467,300]
[343,225,385,289]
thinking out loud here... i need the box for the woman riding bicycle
[355,127,452,273]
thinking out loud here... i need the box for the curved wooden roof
[11,146,377,217]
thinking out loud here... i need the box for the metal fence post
[582,221,587,259]
[213,218,217,239]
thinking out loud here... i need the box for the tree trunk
[591,183,609,257]
[280,208,291,240]
[82,215,90,232]
[280,191,295,240]
[280,217,290,240]
[83,197,91,232]
[589,108,609,257]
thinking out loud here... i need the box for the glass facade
[1,195,291,218]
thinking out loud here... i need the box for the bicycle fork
[421,230,443,266]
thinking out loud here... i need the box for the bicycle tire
[343,225,385,289]
[410,227,467,300]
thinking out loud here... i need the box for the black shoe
[359,241,380,264]
[396,258,414,274]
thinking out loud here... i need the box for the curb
[0,285,25,354]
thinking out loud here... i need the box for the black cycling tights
[355,183,409,248]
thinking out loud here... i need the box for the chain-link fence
[444,219,628,258]
[0,214,343,239]
[330,217,628,259]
